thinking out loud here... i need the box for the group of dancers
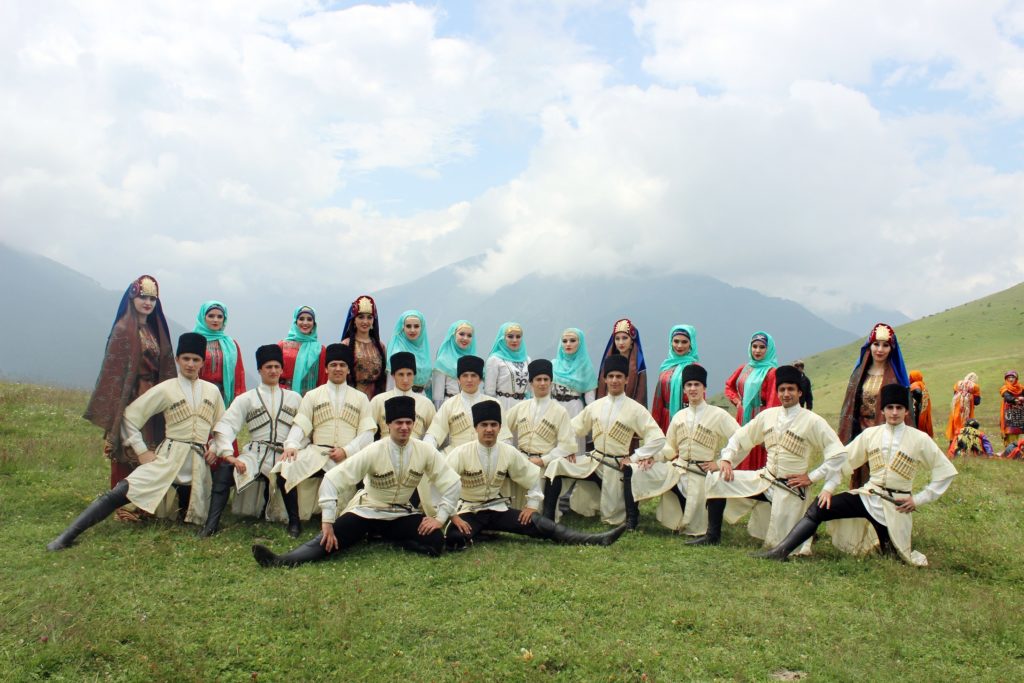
[46,274,958,568]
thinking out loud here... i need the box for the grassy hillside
[803,282,1024,438]
[2,381,1024,681]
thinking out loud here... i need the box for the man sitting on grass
[48,333,224,550]
[756,384,957,566]
[252,396,460,567]
[445,400,626,549]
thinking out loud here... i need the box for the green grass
[2,381,1024,681]
[799,282,1024,437]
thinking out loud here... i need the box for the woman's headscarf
[109,274,170,340]
[340,294,383,347]
[385,310,431,387]
[851,322,910,387]
[600,318,647,371]
[659,324,700,420]
[1000,371,1022,397]
[285,305,321,395]
[435,320,478,379]
[489,322,528,363]
[552,328,598,394]
[193,300,240,404]
[741,331,778,420]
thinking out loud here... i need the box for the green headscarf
[434,320,478,379]
[740,331,778,423]
[285,305,321,395]
[489,322,528,363]
[552,328,598,394]
[385,310,431,387]
[193,300,239,404]
[658,324,700,420]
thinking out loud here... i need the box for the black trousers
[445,508,542,547]
[284,512,444,562]
[804,492,892,546]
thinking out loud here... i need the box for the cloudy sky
[2,0,1022,330]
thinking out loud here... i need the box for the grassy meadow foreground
[2,382,1023,682]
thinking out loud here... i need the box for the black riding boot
[623,468,639,530]
[531,514,628,546]
[175,484,192,523]
[542,477,563,520]
[686,497,725,545]
[752,517,819,561]
[253,536,329,568]
[47,481,130,551]
[199,464,233,537]
[278,476,302,538]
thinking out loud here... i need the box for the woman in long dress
[651,325,700,432]
[909,369,934,436]
[595,318,647,408]
[945,372,982,446]
[83,274,176,519]
[998,370,1024,449]
[551,327,598,452]
[723,331,779,470]
[837,322,910,487]
[484,322,530,413]
[277,305,326,395]
[431,320,477,409]
[385,310,431,395]
[340,294,387,399]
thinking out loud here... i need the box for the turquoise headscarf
[552,328,598,394]
[435,320,478,379]
[385,310,431,387]
[193,300,239,404]
[285,305,321,395]
[489,322,528,363]
[659,324,700,420]
[740,331,778,423]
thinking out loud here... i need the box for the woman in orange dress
[945,372,981,446]
[998,370,1024,449]
[909,370,933,436]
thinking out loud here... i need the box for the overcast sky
[2,0,1022,330]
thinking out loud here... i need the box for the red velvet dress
[723,365,779,470]
[651,368,690,433]
[278,341,327,395]
[199,339,246,463]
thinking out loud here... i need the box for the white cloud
[0,0,1022,335]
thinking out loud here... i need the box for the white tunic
[825,422,957,566]
[120,376,225,523]
[630,401,739,535]
[318,438,461,523]
[369,387,437,439]
[446,441,543,515]
[274,381,375,491]
[705,405,847,551]
[213,383,302,507]
[545,393,666,525]
[423,390,512,453]
[484,355,531,413]
[430,370,461,409]
[550,383,596,454]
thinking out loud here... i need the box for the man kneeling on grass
[48,333,225,550]
[755,384,957,566]
[253,396,460,567]
[445,399,626,549]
